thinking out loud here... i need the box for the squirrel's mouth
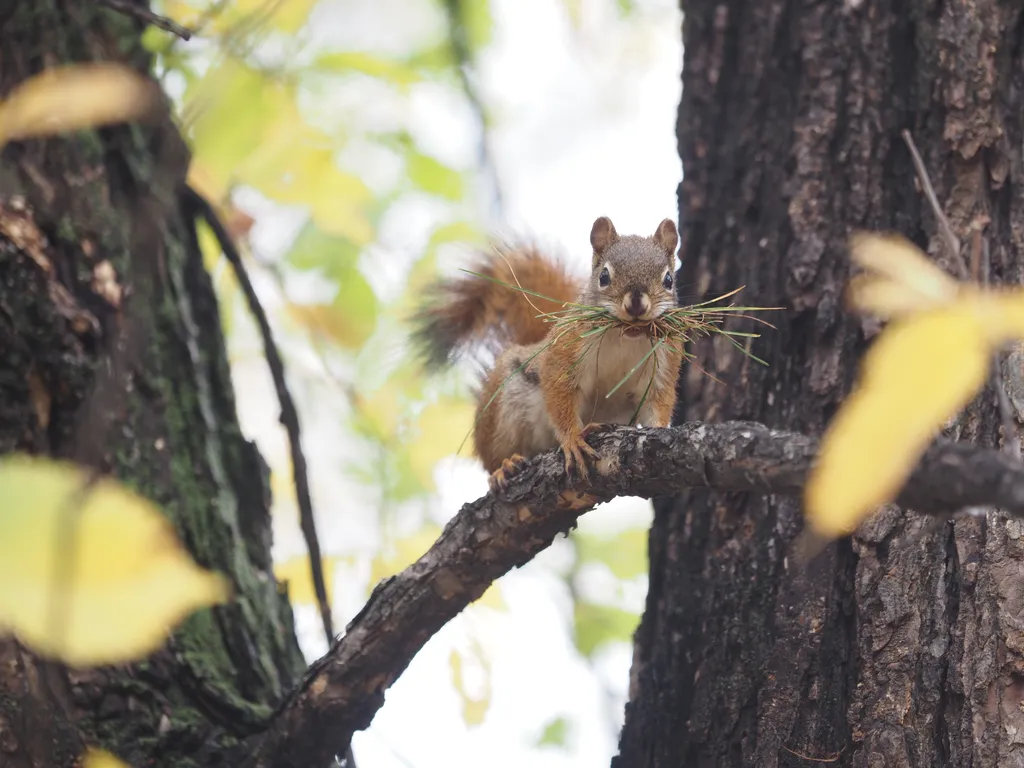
[620,324,649,339]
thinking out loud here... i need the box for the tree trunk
[615,1,1024,766]
[0,3,306,766]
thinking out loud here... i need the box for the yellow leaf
[285,272,378,351]
[274,554,341,608]
[186,163,227,207]
[804,306,990,538]
[82,748,132,768]
[406,398,475,491]
[448,647,492,727]
[846,232,960,318]
[0,64,157,147]
[186,60,288,197]
[356,377,406,440]
[0,456,229,667]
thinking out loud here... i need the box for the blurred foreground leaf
[83,748,132,768]
[0,63,157,147]
[805,232,1024,540]
[0,455,229,667]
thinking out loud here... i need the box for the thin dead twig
[901,129,966,278]
[902,129,1021,459]
[97,0,194,40]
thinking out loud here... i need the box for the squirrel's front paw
[561,435,599,481]
[580,422,609,440]
[488,454,528,492]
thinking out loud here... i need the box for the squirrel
[411,216,684,490]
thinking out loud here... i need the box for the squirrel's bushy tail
[411,244,581,370]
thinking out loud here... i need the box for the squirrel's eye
[599,267,611,288]
[662,271,673,290]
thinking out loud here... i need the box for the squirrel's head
[587,216,678,327]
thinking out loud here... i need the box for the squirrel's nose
[624,291,650,319]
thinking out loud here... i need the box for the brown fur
[410,244,581,370]
[413,217,684,485]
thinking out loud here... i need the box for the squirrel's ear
[590,216,619,255]
[653,218,678,259]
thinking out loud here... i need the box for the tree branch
[248,419,1024,767]
[97,0,194,40]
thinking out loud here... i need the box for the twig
[247,421,1024,768]
[902,130,1021,457]
[97,0,194,40]
[901,129,966,278]
[183,186,335,646]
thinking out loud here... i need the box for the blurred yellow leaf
[806,232,1024,541]
[449,646,492,727]
[0,455,229,667]
[186,60,289,197]
[356,378,406,440]
[369,524,441,587]
[274,554,343,608]
[845,232,960,318]
[805,308,989,538]
[0,64,157,147]
[286,277,377,351]
[83,748,132,768]
[406,398,475,490]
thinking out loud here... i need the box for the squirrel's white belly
[576,332,659,426]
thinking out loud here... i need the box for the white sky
[227,0,683,765]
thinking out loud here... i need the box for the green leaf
[573,601,638,658]
[456,0,494,51]
[408,42,456,71]
[312,52,423,87]
[575,527,648,580]
[387,446,428,502]
[407,152,464,201]
[426,220,483,250]
[536,716,571,748]
[187,60,282,195]
[285,223,360,279]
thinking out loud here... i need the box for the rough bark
[0,3,306,767]
[616,1,1024,767]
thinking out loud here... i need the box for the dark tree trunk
[0,3,306,766]
[616,1,1024,766]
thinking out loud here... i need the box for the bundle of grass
[465,268,782,426]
